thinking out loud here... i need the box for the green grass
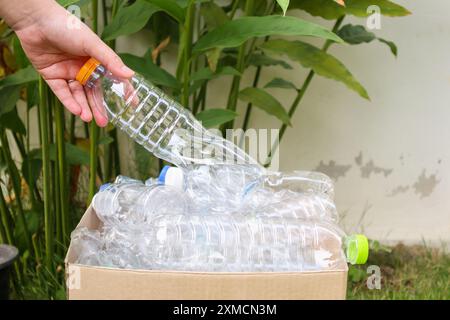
[347,243,449,300]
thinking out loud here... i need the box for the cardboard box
[65,206,348,300]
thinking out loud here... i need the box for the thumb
[83,33,134,78]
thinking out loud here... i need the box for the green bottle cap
[346,234,369,265]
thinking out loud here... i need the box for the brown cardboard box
[65,206,348,300]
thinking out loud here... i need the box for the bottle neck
[86,65,106,88]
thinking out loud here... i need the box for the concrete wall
[118,0,449,246]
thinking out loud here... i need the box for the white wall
[117,0,449,246]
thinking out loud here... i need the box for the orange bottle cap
[76,57,100,85]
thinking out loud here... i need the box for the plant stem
[240,34,270,137]
[229,0,240,19]
[181,1,196,108]
[55,98,69,246]
[32,233,41,265]
[69,114,76,144]
[112,129,121,177]
[265,16,345,165]
[88,0,100,204]
[239,64,262,142]
[38,77,53,270]
[222,0,254,133]
[0,186,14,245]
[104,0,120,181]
[0,186,22,283]
[11,133,26,160]
[101,0,108,26]
[192,82,206,115]
[239,1,274,135]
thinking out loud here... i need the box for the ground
[347,243,449,300]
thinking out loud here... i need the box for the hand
[2,0,134,127]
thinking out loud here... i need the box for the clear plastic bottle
[105,214,367,271]
[77,58,260,169]
[158,164,264,213]
[159,165,337,220]
[243,170,334,200]
[246,188,338,222]
[114,175,143,185]
[71,215,368,271]
[92,182,190,225]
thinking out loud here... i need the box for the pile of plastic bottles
[70,57,368,272]
[71,166,367,272]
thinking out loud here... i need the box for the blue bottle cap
[158,165,172,184]
[99,183,111,192]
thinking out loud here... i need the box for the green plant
[348,243,449,300]
[0,0,410,298]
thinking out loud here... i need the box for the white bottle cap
[158,166,184,190]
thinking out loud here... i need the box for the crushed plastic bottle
[245,170,335,200]
[158,164,264,213]
[160,165,337,221]
[72,213,368,271]
[76,58,261,169]
[92,182,189,225]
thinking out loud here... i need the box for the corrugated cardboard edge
[65,206,348,300]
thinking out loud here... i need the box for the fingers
[83,33,134,79]
[40,59,85,81]
[46,79,85,119]
[47,79,109,127]
[68,80,93,122]
[84,85,109,127]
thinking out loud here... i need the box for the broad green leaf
[345,0,411,17]
[206,48,222,72]
[191,66,241,81]
[175,0,209,7]
[57,0,80,7]
[102,0,160,40]
[261,39,369,99]
[0,108,26,134]
[0,85,21,116]
[238,87,291,125]
[193,15,343,53]
[247,53,293,69]
[276,0,290,16]
[196,109,238,128]
[50,143,90,166]
[144,0,185,23]
[13,36,30,69]
[289,0,345,19]
[337,24,375,44]
[0,65,38,89]
[337,25,398,57]
[265,77,298,90]
[31,143,90,165]
[200,2,229,30]
[120,53,180,89]
[289,0,410,20]
[26,83,39,109]
[378,38,398,57]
